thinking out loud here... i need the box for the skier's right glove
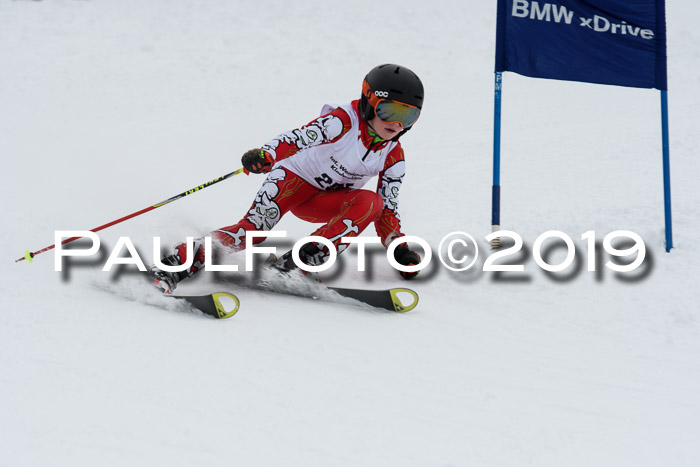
[393,243,421,280]
[242,148,274,174]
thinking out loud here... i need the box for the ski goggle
[363,80,421,128]
[374,100,421,128]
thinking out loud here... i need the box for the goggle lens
[375,100,421,128]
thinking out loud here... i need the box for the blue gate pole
[660,90,673,252]
[491,72,502,248]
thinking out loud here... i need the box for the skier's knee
[353,191,383,220]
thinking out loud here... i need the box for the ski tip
[211,292,240,319]
[389,288,419,313]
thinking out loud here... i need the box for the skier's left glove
[393,243,421,280]
[242,148,274,174]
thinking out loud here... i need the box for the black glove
[393,242,421,280]
[242,148,274,174]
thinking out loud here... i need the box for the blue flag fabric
[495,0,667,90]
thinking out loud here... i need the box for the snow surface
[1,1,699,466]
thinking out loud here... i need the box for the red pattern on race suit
[212,167,383,257]
[170,100,407,276]
[169,238,206,277]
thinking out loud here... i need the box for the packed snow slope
[1,1,699,466]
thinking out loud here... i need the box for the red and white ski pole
[16,168,247,263]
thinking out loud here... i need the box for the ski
[147,265,419,316]
[167,285,416,317]
[209,270,419,313]
[326,287,419,312]
[167,292,240,319]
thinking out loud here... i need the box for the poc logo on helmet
[374,90,389,98]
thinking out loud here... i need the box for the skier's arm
[375,146,405,246]
[241,107,352,174]
[261,107,353,162]
[375,145,421,280]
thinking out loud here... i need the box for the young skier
[150,64,424,293]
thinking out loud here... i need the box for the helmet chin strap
[392,126,411,142]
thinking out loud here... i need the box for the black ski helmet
[360,64,424,128]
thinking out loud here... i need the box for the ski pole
[16,167,247,263]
